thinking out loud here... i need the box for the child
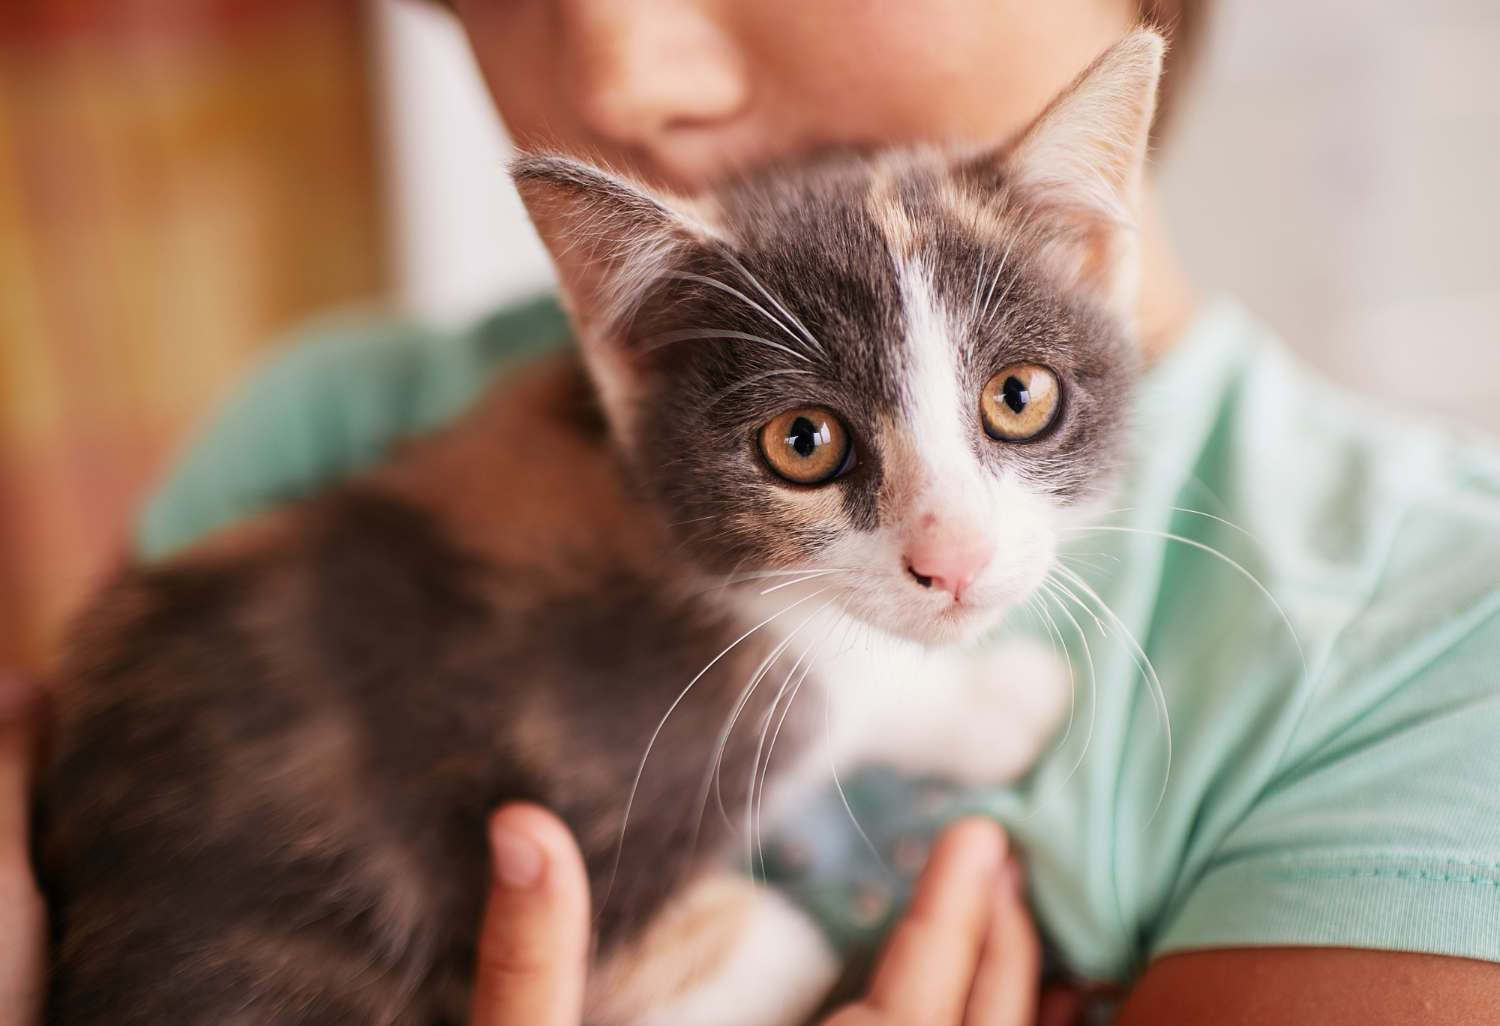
[13,0,1500,1022]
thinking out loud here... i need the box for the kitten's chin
[842,592,1014,648]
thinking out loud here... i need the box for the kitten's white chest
[752,606,1072,822]
[818,628,1072,785]
[596,612,1072,1026]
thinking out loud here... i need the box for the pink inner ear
[986,31,1163,319]
[903,512,996,602]
[511,152,712,337]
[1033,217,1132,308]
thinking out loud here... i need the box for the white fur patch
[633,889,840,1026]
[820,632,1071,785]
[896,261,973,486]
[748,608,1071,828]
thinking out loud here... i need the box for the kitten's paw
[588,873,839,1026]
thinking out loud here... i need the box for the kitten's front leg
[587,872,839,1026]
[820,634,1071,786]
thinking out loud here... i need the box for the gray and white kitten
[38,32,1160,1026]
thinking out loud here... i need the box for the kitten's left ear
[512,155,718,424]
[986,30,1165,324]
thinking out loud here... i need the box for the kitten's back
[38,357,786,1024]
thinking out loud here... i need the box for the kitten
[37,32,1160,1026]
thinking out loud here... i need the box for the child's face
[453,0,1138,193]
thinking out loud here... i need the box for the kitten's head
[515,32,1161,645]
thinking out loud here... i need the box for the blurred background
[1,0,1496,669]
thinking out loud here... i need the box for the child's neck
[1135,184,1199,364]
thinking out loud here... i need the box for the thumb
[469,803,592,1026]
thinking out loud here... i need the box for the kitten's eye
[980,365,1061,441]
[759,408,853,485]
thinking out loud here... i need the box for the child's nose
[561,0,750,151]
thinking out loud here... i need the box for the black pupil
[788,417,820,457]
[1002,376,1030,414]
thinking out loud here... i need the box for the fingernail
[955,817,1005,871]
[493,825,545,890]
[1000,855,1025,899]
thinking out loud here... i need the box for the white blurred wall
[373,0,1500,431]
[1159,0,1500,432]
[371,0,554,327]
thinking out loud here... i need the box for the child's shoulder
[1170,296,1500,602]
[1191,296,1500,786]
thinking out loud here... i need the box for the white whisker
[659,269,819,360]
[1096,506,1270,553]
[713,245,828,358]
[824,666,890,877]
[689,593,835,863]
[720,567,857,580]
[709,613,821,834]
[642,327,813,363]
[967,250,990,323]
[744,648,815,880]
[1017,577,1102,820]
[705,367,816,408]
[759,570,842,595]
[1064,524,1306,675]
[1034,589,1078,755]
[989,263,1024,319]
[747,611,844,882]
[600,586,829,917]
[1051,564,1172,828]
[977,235,1019,323]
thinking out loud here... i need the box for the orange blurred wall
[0,0,389,669]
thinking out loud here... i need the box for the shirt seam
[1247,853,1500,871]
[1246,865,1500,887]
[1155,402,1498,945]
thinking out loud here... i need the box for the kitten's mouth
[844,579,1015,647]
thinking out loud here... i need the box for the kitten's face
[614,157,1134,643]
[517,33,1161,645]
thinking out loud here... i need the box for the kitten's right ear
[513,154,719,433]
[982,30,1165,325]
[511,154,715,334]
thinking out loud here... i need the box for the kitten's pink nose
[905,530,995,601]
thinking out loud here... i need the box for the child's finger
[860,817,1006,1024]
[469,803,592,1026]
[963,856,1042,1026]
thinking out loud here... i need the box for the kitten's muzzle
[903,519,995,602]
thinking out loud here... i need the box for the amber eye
[980,365,1061,442]
[759,408,853,485]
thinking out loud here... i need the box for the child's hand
[470,809,1041,1026]
[822,817,1040,1026]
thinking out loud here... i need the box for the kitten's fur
[37,33,1162,1026]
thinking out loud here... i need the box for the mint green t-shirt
[138,294,1500,984]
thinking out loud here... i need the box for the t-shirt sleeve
[1155,561,1500,961]
[135,296,570,561]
